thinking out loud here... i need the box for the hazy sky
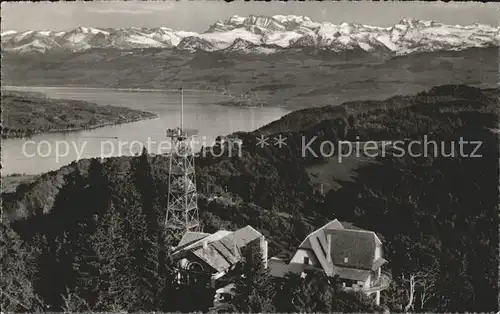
[2,1,499,32]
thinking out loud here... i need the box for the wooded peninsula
[1,90,157,139]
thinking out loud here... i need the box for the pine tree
[71,218,100,308]
[91,201,130,311]
[31,232,70,310]
[290,207,310,244]
[230,241,275,313]
[65,158,113,308]
[61,287,92,313]
[292,270,335,312]
[125,148,162,310]
[275,270,376,313]
[30,233,52,308]
[123,200,159,311]
[134,147,157,229]
[274,272,302,312]
[0,224,36,312]
[87,158,111,216]
[156,232,177,311]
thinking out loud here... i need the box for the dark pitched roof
[338,221,364,231]
[177,231,210,249]
[176,226,263,273]
[296,219,379,275]
[327,229,377,270]
[194,242,233,272]
[298,219,344,275]
[225,225,262,249]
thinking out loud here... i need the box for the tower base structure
[164,128,200,238]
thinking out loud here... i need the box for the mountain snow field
[2,15,499,55]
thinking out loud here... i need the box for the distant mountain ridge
[2,15,499,55]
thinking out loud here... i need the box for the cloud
[85,2,175,15]
[86,8,153,15]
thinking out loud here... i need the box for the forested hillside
[1,85,498,312]
[1,90,157,139]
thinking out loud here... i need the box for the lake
[2,86,290,176]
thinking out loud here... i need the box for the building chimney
[327,233,332,263]
[260,236,268,269]
[233,237,238,256]
[203,240,208,250]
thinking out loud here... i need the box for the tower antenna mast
[164,87,200,239]
[180,87,183,131]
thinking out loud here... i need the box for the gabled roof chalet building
[269,219,391,305]
[171,220,390,306]
[171,225,268,289]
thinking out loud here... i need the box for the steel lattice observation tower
[164,87,201,238]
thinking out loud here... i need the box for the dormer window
[303,257,309,265]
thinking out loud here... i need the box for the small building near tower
[171,225,268,289]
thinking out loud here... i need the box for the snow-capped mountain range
[2,15,499,55]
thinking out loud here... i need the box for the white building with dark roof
[171,225,268,288]
[268,219,391,305]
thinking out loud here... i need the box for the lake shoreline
[3,85,290,109]
[2,90,159,140]
[215,100,287,109]
[3,84,223,93]
[2,114,159,140]
[2,86,290,176]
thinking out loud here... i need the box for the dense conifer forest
[1,85,498,312]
